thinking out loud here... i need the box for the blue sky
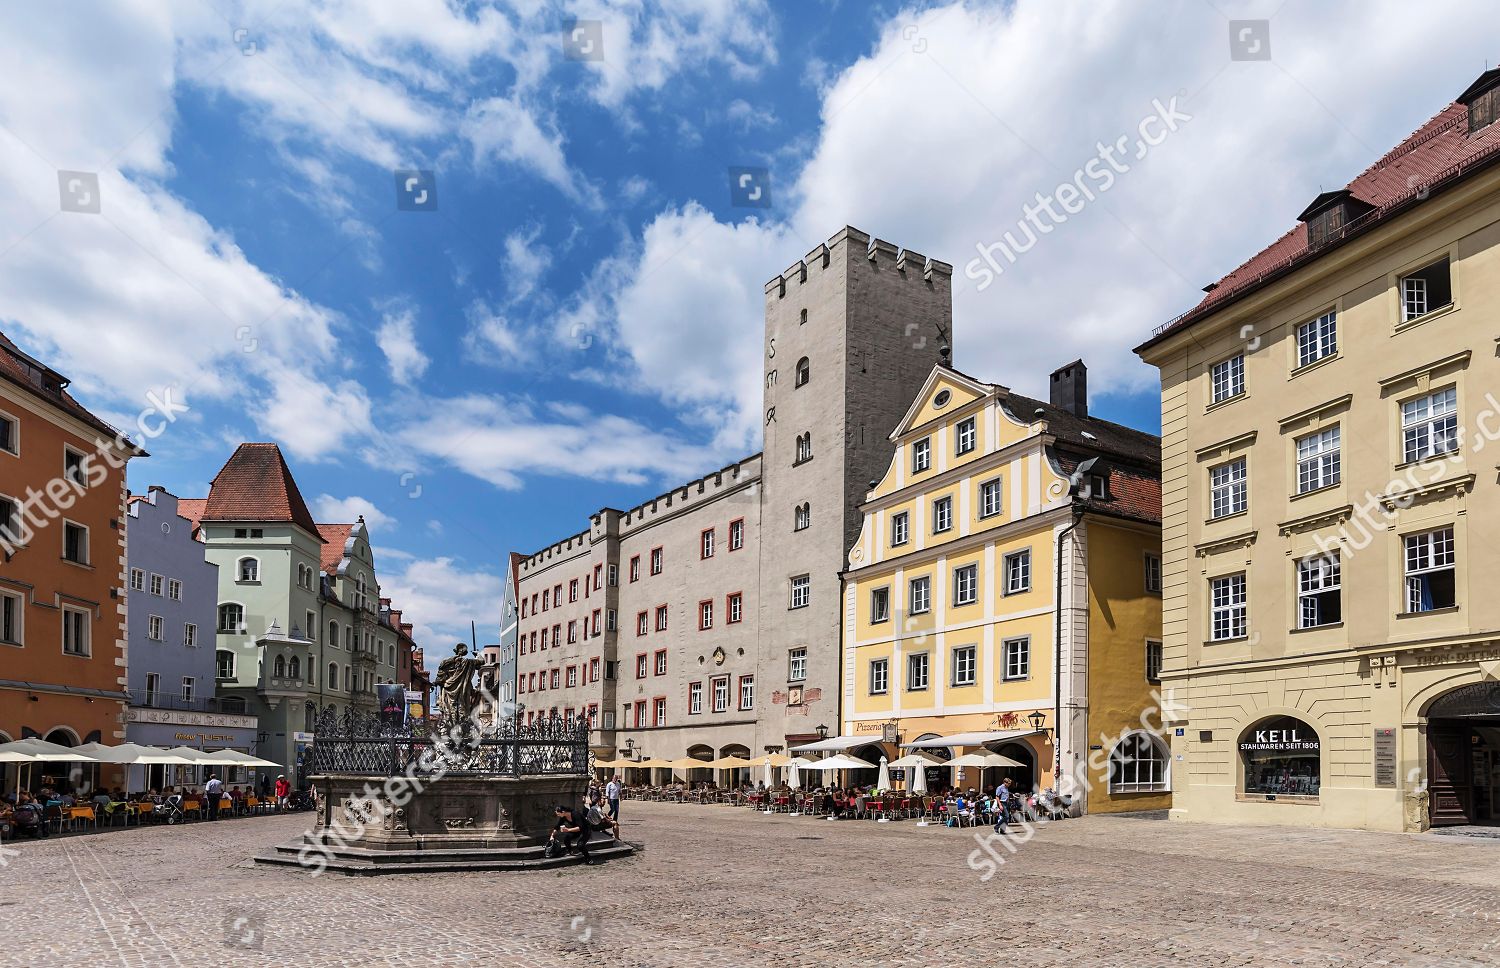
[1,0,1495,657]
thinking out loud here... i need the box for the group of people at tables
[0,774,296,838]
[619,776,1026,826]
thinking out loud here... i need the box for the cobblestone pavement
[3,803,1499,967]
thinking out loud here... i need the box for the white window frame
[1004,549,1031,595]
[0,408,17,457]
[891,512,909,546]
[1296,426,1341,493]
[739,676,755,711]
[130,569,145,592]
[184,623,197,648]
[955,416,977,455]
[953,564,978,607]
[61,604,90,657]
[906,652,929,691]
[62,519,89,565]
[168,578,181,600]
[236,556,260,583]
[1210,353,1245,403]
[1108,731,1171,793]
[1401,387,1458,464]
[689,681,703,715]
[1144,553,1162,594]
[1297,554,1342,629]
[1209,573,1248,641]
[1145,639,1163,683]
[149,574,163,596]
[218,602,245,634]
[932,496,952,533]
[700,600,714,630]
[1404,526,1456,613]
[788,647,807,683]
[147,614,163,641]
[980,478,1003,518]
[909,576,931,615]
[870,657,889,695]
[1002,636,1030,681]
[952,644,976,687]
[1295,310,1338,368]
[144,672,160,706]
[728,593,742,624]
[0,587,22,646]
[711,676,730,713]
[180,676,194,703]
[789,575,810,610]
[701,529,715,558]
[870,587,890,623]
[1209,458,1247,519]
[912,437,931,473]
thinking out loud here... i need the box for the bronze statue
[435,642,484,724]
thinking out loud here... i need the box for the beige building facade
[1136,69,1500,832]
[514,226,952,767]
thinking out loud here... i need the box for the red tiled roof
[0,330,146,454]
[202,443,321,537]
[1056,457,1161,526]
[1142,85,1500,349]
[176,498,207,531]
[317,523,353,572]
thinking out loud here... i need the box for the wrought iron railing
[306,707,590,777]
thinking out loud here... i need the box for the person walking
[274,774,290,812]
[605,774,621,826]
[993,777,1014,833]
[204,774,224,821]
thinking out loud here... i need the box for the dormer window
[1460,68,1500,133]
[1299,191,1373,249]
[1307,205,1345,248]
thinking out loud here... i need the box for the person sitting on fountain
[551,803,605,865]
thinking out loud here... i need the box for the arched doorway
[41,728,85,793]
[850,744,887,790]
[993,741,1037,794]
[910,734,950,794]
[1426,682,1500,826]
[718,744,751,788]
[686,744,715,786]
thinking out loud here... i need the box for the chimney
[1050,360,1087,418]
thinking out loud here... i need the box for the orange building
[0,330,144,779]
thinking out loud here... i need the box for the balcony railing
[128,690,244,713]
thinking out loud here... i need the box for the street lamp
[1026,710,1048,735]
[815,723,829,740]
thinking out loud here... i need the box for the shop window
[1240,716,1320,797]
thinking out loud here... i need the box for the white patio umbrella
[787,757,802,792]
[210,749,281,768]
[0,738,100,797]
[799,753,877,771]
[877,755,892,792]
[949,750,1024,794]
[0,742,42,798]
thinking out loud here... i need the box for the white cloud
[461,97,600,206]
[375,307,429,386]
[500,226,553,303]
[461,300,539,368]
[311,493,397,532]
[394,393,744,490]
[569,0,780,107]
[590,0,1500,429]
[378,555,505,657]
[255,370,374,461]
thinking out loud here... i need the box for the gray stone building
[514,226,951,765]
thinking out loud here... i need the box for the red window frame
[688,681,703,715]
[541,589,549,611]
[636,652,648,679]
[653,649,667,676]
[726,591,743,624]
[636,611,648,636]
[630,555,640,582]
[729,517,745,551]
[699,599,713,630]
[710,675,730,713]
[653,696,668,727]
[569,578,579,602]
[655,604,668,631]
[521,598,528,618]
[550,668,560,689]
[738,674,755,711]
[589,657,600,681]
[701,528,715,559]
[634,700,647,728]
[650,546,663,575]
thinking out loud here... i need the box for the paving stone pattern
[3,803,1499,966]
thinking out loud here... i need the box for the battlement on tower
[764,226,953,298]
[615,453,762,537]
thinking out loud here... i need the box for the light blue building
[125,487,255,786]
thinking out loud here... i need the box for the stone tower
[755,226,953,746]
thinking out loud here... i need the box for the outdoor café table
[65,805,96,831]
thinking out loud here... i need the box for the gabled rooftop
[201,443,322,538]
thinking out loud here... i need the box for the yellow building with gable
[835,360,1170,814]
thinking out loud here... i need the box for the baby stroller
[12,802,48,839]
[153,793,186,825]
